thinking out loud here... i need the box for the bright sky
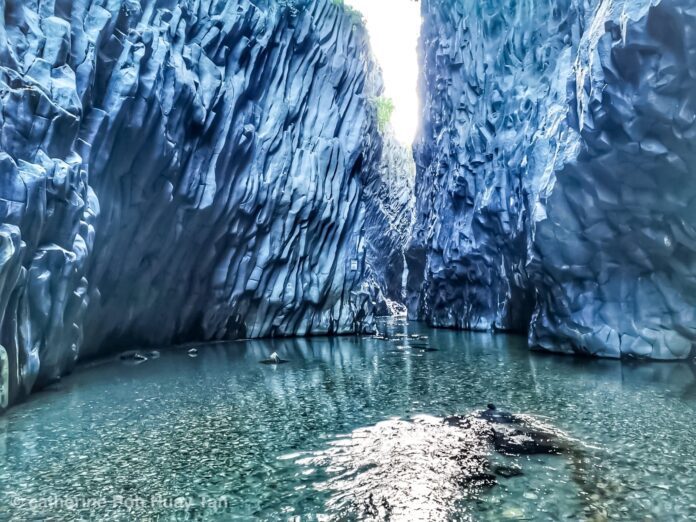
[346,0,422,145]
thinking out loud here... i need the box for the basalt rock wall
[363,131,415,315]
[0,0,388,410]
[413,0,696,359]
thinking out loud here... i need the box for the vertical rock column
[363,130,415,315]
[414,0,696,359]
[529,0,696,359]
[410,0,575,331]
[0,0,386,410]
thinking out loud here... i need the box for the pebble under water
[1,319,695,521]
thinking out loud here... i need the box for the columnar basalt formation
[363,131,415,315]
[2,0,694,418]
[412,0,696,359]
[0,0,392,410]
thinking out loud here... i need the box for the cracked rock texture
[363,130,415,315]
[0,0,393,409]
[412,0,696,359]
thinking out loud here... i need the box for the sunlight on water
[1,318,695,520]
[291,415,492,520]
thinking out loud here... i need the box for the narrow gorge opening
[344,0,421,318]
[2,0,696,519]
[346,0,421,147]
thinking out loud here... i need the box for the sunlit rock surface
[0,0,395,409]
[412,0,696,359]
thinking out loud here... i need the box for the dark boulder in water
[119,349,161,365]
[490,425,563,456]
[260,359,289,365]
[477,403,517,425]
[449,405,566,456]
[479,404,564,455]
[119,351,149,364]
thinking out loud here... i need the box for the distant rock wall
[0,0,390,409]
[412,0,696,359]
[363,131,415,315]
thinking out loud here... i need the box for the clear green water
[1,319,695,521]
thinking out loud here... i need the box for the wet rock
[491,425,563,456]
[480,405,563,455]
[295,415,497,520]
[477,404,517,425]
[493,464,523,479]
[450,405,566,456]
[119,351,149,365]
[260,352,289,365]
[295,410,582,520]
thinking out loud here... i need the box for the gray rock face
[0,0,391,409]
[412,0,696,359]
[363,130,415,315]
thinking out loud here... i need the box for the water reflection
[0,319,694,520]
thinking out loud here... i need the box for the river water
[1,319,694,520]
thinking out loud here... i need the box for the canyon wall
[0,0,396,410]
[3,0,693,418]
[412,0,696,359]
[363,131,415,315]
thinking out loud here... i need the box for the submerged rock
[493,464,523,479]
[294,415,496,520]
[411,0,696,359]
[293,407,583,520]
[449,405,564,456]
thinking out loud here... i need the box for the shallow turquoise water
[1,319,695,520]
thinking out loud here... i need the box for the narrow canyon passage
[1,0,696,520]
[1,0,695,409]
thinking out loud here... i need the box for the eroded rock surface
[363,130,415,316]
[412,0,696,359]
[0,0,400,409]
